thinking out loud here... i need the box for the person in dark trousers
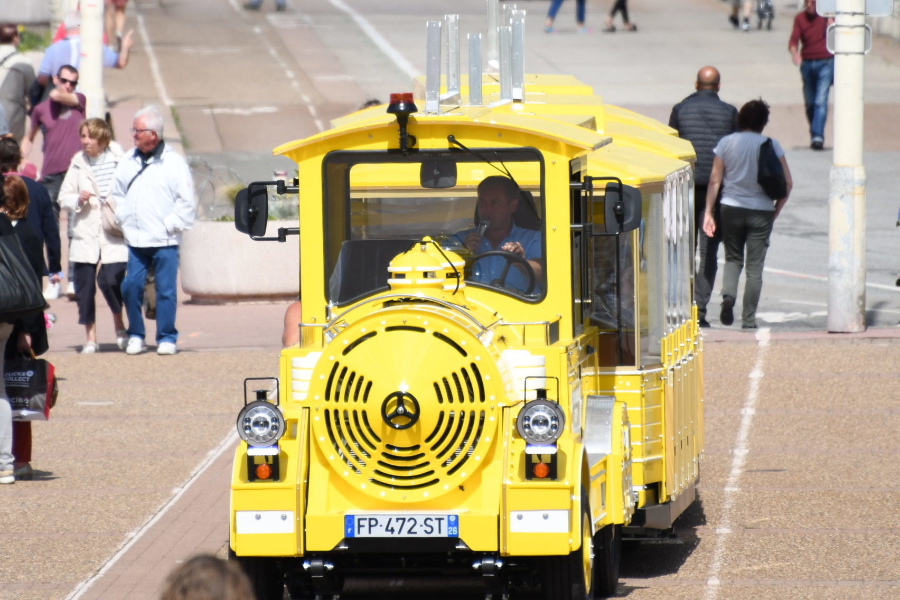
[703,100,793,330]
[669,66,738,328]
[789,0,833,150]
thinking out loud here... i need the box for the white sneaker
[125,337,144,355]
[157,342,177,355]
[43,281,60,300]
[66,282,76,299]
[81,342,99,354]
[0,469,14,484]
[116,330,128,351]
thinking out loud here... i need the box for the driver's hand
[464,232,482,253]
[500,241,524,257]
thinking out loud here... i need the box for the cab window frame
[321,148,547,306]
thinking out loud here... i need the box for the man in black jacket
[669,66,738,327]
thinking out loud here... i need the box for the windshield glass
[323,149,545,305]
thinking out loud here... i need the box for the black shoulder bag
[757,138,787,201]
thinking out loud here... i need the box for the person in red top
[22,64,87,297]
[789,0,834,150]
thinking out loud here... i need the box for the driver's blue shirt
[452,224,542,294]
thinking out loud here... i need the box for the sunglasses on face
[58,77,78,86]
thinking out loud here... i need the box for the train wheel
[541,489,593,600]
[592,524,622,598]
[228,546,286,600]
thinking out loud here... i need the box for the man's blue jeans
[121,246,179,344]
[800,58,833,142]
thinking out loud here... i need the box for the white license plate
[345,514,458,538]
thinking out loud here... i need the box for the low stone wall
[180,220,300,303]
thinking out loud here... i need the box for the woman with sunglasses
[58,118,127,353]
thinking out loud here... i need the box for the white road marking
[135,11,172,107]
[201,107,279,116]
[704,328,770,600]
[720,260,900,293]
[225,0,324,131]
[324,0,420,80]
[64,431,239,600]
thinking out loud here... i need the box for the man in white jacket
[113,106,194,355]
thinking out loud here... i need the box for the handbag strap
[0,50,17,70]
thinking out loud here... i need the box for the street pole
[80,0,107,119]
[827,0,867,332]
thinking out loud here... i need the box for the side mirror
[603,182,641,234]
[420,157,457,189]
[235,183,269,237]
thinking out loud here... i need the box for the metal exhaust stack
[425,20,441,114]
[442,14,461,108]
[486,0,498,73]
[499,25,512,102]
[511,10,525,101]
[468,33,483,106]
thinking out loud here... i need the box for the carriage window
[640,190,665,364]
[590,232,636,366]
[323,150,545,305]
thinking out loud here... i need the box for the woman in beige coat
[58,118,128,353]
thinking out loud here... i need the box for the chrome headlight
[516,399,565,445]
[237,400,285,447]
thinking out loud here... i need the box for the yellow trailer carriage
[228,13,702,600]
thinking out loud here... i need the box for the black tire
[542,489,593,600]
[592,524,622,598]
[228,546,286,600]
[766,17,773,30]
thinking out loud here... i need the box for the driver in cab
[453,176,543,294]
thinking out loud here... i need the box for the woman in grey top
[702,99,792,329]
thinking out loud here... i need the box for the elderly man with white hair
[113,106,195,356]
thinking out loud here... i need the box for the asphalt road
[3,0,900,599]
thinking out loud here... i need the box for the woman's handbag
[5,350,58,421]
[0,215,44,321]
[100,197,124,238]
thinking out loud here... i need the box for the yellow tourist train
[228,11,702,600]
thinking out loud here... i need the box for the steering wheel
[471,250,537,295]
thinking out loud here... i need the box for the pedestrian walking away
[605,0,636,32]
[105,0,131,52]
[113,106,195,356]
[730,0,753,31]
[58,118,127,354]
[789,0,834,150]
[702,99,792,330]
[1,174,50,483]
[23,64,87,299]
[244,0,287,11]
[669,66,738,327]
[0,23,37,143]
[0,138,62,300]
[544,0,587,33]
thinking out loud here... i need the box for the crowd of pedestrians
[0,9,196,484]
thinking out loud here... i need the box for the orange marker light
[255,463,272,480]
[533,462,550,479]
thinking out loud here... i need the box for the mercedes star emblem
[381,391,420,430]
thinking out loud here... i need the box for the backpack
[757,138,787,200]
